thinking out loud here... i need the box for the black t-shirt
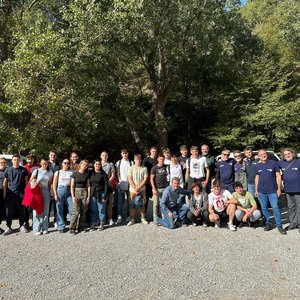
[150,164,168,189]
[178,156,188,164]
[89,171,108,195]
[143,157,157,174]
[71,172,90,188]
[4,166,29,195]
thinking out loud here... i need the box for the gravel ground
[0,203,299,300]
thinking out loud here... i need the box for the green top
[232,191,256,209]
[128,165,148,193]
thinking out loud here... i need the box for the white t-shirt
[164,159,171,165]
[54,170,73,186]
[187,156,208,179]
[116,159,132,182]
[168,163,183,187]
[208,189,232,212]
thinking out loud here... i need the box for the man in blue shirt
[279,148,300,232]
[216,149,235,193]
[157,177,190,229]
[255,149,286,235]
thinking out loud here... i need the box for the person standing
[200,144,215,194]
[89,160,108,231]
[0,157,7,234]
[127,154,148,226]
[254,149,286,235]
[30,159,53,235]
[168,155,184,188]
[244,147,258,198]
[3,154,29,235]
[233,150,247,191]
[70,152,80,172]
[150,154,169,224]
[53,158,73,233]
[279,148,300,232]
[69,160,90,234]
[100,151,115,226]
[115,149,133,224]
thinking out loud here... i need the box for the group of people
[0,144,299,236]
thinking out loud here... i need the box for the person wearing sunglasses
[215,149,235,193]
[233,150,247,191]
[53,159,73,233]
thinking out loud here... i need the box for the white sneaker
[35,232,42,236]
[141,218,148,225]
[54,222,58,229]
[192,222,197,226]
[109,219,114,226]
[116,215,122,224]
[228,223,237,231]
[127,220,135,226]
[20,225,29,233]
[3,227,12,235]
[215,220,220,229]
[203,222,208,228]
[43,230,49,234]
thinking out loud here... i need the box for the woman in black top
[69,159,90,234]
[89,160,108,231]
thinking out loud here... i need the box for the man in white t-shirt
[185,145,210,191]
[208,180,237,231]
[115,149,133,224]
[168,155,184,188]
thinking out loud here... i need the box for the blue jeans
[258,192,282,227]
[221,183,234,193]
[157,203,189,229]
[33,188,50,233]
[117,189,129,219]
[90,191,107,224]
[56,186,72,230]
[247,183,255,199]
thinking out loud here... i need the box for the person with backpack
[115,149,133,224]
[53,158,73,233]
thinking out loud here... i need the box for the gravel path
[0,207,299,300]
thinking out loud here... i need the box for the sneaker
[109,219,114,226]
[58,229,64,234]
[175,221,182,228]
[215,220,220,229]
[43,230,49,234]
[3,227,12,235]
[202,222,208,228]
[24,222,30,230]
[141,218,148,225]
[116,216,122,224]
[192,222,197,226]
[126,216,131,222]
[98,224,104,231]
[228,223,237,231]
[0,227,4,234]
[127,220,135,226]
[20,225,29,233]
[264,223,274,231]
[54,222,58,229]
[90,225,96,231]
[237,222,243,228]
[35,231,42,236]
[288,223,297,231]
[69,230,75,235]
[278,226,287,235]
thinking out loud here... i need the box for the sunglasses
[63,162,70,165]
[222,153,229,156]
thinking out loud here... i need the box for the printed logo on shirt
[267,169,273,172]
[292,168,298,171]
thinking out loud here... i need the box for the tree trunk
[153,95,168,149]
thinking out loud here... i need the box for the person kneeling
[208,180,237,231]
[187,182,209,227]
[232,181,261,228]
[157,177,190,229]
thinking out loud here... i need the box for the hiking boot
[3,227,12,235]
[264,223,274,231]
[278,226,287,235]
[228,223,237,231]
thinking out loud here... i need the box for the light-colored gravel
[0,205,299,300]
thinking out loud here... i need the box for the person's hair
[40,158,49,171]
[26,154,33,159]
[0,157,7,162]
[233,150,243,158]
[258,149,266,155]
[12,154,20,159]
[201,144,210,150]
[213,180,221,187]
[191,182,202,191]
[171,154,177,158]
[190,145,198,151]
[150,146,157,151]
[79,159,89,165]
[134,154,142,160]
[281,147,297,160]
[233,181,243,189]
[62,158,71,170]
[244,146,252,152]
[162,147,170,153]
[70,152,78,157]
[221,149,230,155]
[48,150,57,155]
[180,145,187,150]
[157,153,165,159]
[171,177,180,183]
[121,149,128,153]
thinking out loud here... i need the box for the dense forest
[0,0,299,158]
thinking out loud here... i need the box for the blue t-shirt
[4,166,29,195]
[279,159,300,193]
[216,158,235,185]
[255,160,279,193]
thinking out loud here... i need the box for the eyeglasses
[63,162,70,165]
[222,153,229,156]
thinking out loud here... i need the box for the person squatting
[0,145,299,237]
